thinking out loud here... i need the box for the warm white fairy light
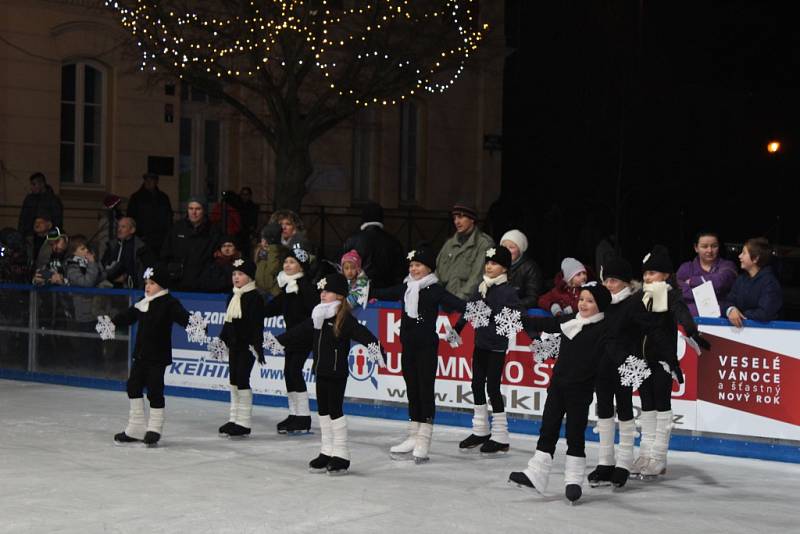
[105,0,486,106]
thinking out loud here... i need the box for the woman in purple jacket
[676,231,738,316]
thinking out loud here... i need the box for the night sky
[498,0,799,277]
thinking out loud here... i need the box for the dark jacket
[523,314,610,389]
[220,290,265,359]
[278,313,380,379]
[727,266,783,322]
[160,218,221,292]
[102,236,155,289]
[508,257,543,310]
[599,289,649,382]
[199,252,239,293]
[264,276,319,351]
[112,293,190,366]
[126,186,173,252]
[372,282,466,348]
[18,186,63,235]
[342,224,406,289]
[456,281,522,352]
[642,287,699,382]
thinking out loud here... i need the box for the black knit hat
[232,257,257,280]
[361,201,384,224]
[642,245,673,274]
[317,272,349,297]
[601,256,633,282]
[581,282,612,312]
[219,235,237,248]
[260,222,281,243]
[143,263,170,289]
[485,245,512,270]
[286,243,311,268]
[406,248,436,272]
[451,201,478,221]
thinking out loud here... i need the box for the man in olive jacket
[435,202,494,300]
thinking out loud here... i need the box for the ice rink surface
[2,379,799,534]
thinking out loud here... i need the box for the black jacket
[160,218,221,292]
[220,290,265,359]
[126,186,173,252]
[102,236,156,289]
[523,315,610,389]
[342,225,405,289]
[599,290,649,382]
[18,187,63,235]
[642,287,698,383]
[508,257,543,310]
[264,276,319,351]
[112,293,190,366]
[278,313,380,379]
[455,282,522,352]
[372,282,465,348]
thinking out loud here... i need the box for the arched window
[60,61,106,184]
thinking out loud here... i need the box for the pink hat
[340,249,362,272]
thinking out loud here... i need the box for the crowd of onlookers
[0,171,785,327]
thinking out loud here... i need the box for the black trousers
[595,373,634,421]
[228,348,255,389]
[402,342,438,423]
[638,364,673,412]
[471,348,506,413]
[284,350,309,393]
[536,382,594,457]
[127,360,168,408]
[316,376,348,420]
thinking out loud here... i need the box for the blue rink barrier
[0,283,798,464]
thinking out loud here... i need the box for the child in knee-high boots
[509,283,613,503]
[455,245,521,455]
[98,264,202,447]
[214,257,266,437]
[371,247,465,463]
[269,273,386,475]
[635,245,709,479]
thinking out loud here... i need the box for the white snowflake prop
[317,278,328,290]
[485,247,496,258]
[365,342,386,367]
[531,332,561,363]
[262,331,285,356]
[185,312,208,344]
[464,300,492,329]
[494,307,523,341]
[407,250,416,261]
[207,337,229,361]
[143,267,154,280]
[444,324,462,348]
[95,315,116,340]
[233,258,244,268]
[618,355,652,390]
[292,245,309,263]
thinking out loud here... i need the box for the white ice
[2,379,799,534]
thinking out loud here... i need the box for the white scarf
[224,281,257,323]
[312,300,342,330]
[277,271,304,294]
[403,273,439,318]
[611,286,633,305]
[642,281,670,312]
[134,289,169,313]
[478,273,508,298]
[560,312,605,340]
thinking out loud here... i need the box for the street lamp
[767,140,781,154]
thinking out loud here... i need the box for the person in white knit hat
[538,257,591,316]
[500,229,542,310]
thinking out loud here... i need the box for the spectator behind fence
[18,172,64,236]
[725,237,783,327]
[161,197,220,292]
[200,235,241,293]
[270,209,317,276]
[0,227,30,283]
[436,201,494,300]
[254,222,287,297]
[101,217,155,289]
[65,235,104,333]
[341,202,405,289]
[676,231,738,317]
[500,229,543,309]
[33,226,68,286]
[95,194,124,261]
[27,215,53,265]
[538,257,593,316]
[126,173,173,254]
[239,187,260,255]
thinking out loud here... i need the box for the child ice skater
[509,282,612,503]
[97,265,205,446]
[214,257,266,437]
[268,272,385,475]
[371,247,465,463]
[455,245,521,455]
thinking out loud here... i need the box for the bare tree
[105,0,487,210]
